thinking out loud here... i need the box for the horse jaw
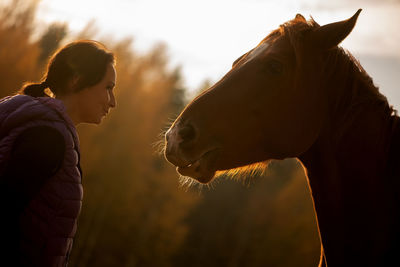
[176,160,271,188]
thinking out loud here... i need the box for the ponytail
[19,81,51,97]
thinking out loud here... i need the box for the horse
[164,9,400,266]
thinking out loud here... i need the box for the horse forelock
[280,16,319,48]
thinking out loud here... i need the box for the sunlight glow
[37,0,400,108]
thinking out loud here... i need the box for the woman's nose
[109,92,116,108]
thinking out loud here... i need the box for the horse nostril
[178,124,196,142]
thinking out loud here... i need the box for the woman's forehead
[105,64,116,82]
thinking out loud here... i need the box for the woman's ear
[312,9,361,50]
[68,75,81,92]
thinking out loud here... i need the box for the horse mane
[282,16,395,116]
[322,48,395,144]
[326,47,395,114]
[278,17,396,145]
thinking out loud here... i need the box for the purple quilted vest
[0,95,83,267]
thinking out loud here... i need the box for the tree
[0,0,40,96]
[38,22,68,64]
[173,160,320,267]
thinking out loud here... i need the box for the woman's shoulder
[0,95,57,122]
[0,95,72,138]
[0,95,33,119]
[0,97,81,162]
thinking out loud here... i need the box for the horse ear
[295,14,306,22]
[313,9,361,50]
[309,15,320,27]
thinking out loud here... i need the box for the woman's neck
[56,94,81,126]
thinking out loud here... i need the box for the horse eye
[265,59,284,75]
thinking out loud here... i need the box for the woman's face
[77,63,117,124]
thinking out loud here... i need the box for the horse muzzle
[164,121,219,183]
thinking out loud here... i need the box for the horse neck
[299,90,394,209]
[305,48,395,174]
[301,99,394,196]
[298,48,400,265]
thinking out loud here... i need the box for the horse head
[164,10,362,183]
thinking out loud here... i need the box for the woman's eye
[265,59,283,75]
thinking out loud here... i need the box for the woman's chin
[81,116,103,125]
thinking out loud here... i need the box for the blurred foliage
[0,0,40,97]
[173,160,320,267]
[38,22,68,64]
[0,1,320,266]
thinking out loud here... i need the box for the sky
[36,0,400,109]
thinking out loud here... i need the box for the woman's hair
[20,40,115,97]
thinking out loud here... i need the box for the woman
[0,40,116,266]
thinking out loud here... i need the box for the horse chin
[177,163,216,183]
[176,149,220,184]
[177,167,216,184]
[176,150,271,184]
